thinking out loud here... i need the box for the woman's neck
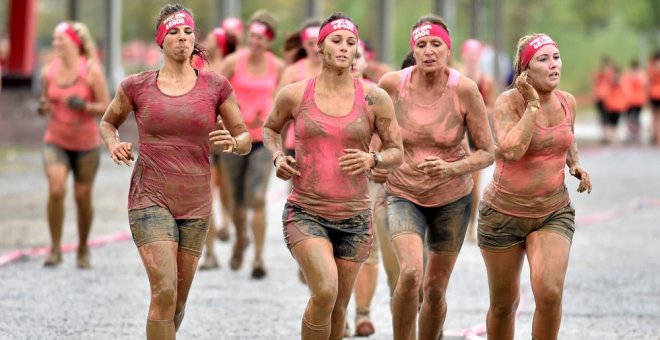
[318,65,353,92]
[161,58,195,80]
[415,66,448,90]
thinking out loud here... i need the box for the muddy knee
[151,280,177,312]
[310,283,338,314]
[397,266,422,295]
[490,298,519,319]
[534,285,563,311]
[424,285,447,308]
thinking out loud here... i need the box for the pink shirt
[121,70,233,219]
[385,67,472,206]
[482,91,573,218]
[230,51,278,142]
[44,58,99,151]
[288,77,373,220]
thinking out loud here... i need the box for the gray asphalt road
[1,105,659,339]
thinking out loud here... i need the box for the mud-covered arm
[367,85,403,169]
[564,91,592,193]
[263,85,300,180]
[214,93,251,155]
[99,85,134,166]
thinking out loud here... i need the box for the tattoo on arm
[365,86,384,106]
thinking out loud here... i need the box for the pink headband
[222,17,243,31]
[212,28,228,56]
[318,19,359,45]
[249,22,275,40]
[410,23,452,50]
[156,11,195,47]
[55,22,82,48]
[301,26,320,43]
[519,34,558,70]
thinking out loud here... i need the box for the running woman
[199,27,239,270]
[263,13,403,339]
[622,60,647,144]
[38,21,110,268]
[479,33,592,340]
[219,10,286,279]
[99,4,250,338]
[378,15,494,339]
[648,51,660,145]
[460,38,497,242]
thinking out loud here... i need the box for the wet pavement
[1,90,659,339]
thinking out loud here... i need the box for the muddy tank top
[230,50,278,142]
[121,70,233,219]
[385,66,472,207]
[482,91,574,218]
[288,77,372,220]
[44,58,99,151]
[284,59,319,150]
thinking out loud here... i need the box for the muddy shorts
[477,202,575,251]
[221,142,272,208]
[282,202,373,263]
[128,205,210,257]
[387,193,472,254]
[43,143,100,182]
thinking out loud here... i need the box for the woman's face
[351,45,367,78]
[52,30,77,57]
[247,30,270,54]
[412,34,449,72]
[525,44,562,91]
[162,24,195,63]
[302,37,320,60]
[320,30,358,70]
[204,33,218,58]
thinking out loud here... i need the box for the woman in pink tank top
[263,13,403,339]
[38,21,110,268]
[278,19,323,154]
[377,15,494,339]
[479,34,592,340]
[198,26,239,270]
[99,5,250,339]
[218,10,286,279]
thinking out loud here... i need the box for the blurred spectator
[593,57,615,143]
[602,65,627,145]
[622,59,647,144]
[649,51,660,145]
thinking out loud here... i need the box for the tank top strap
[296,59,307,81]
[399,66,414,92]
[553,91,573,124]
[234,50,248,75]
[354,78,367,113]
[448,68,461,87]
[295,77,317,118]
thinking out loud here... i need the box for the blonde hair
[512,33,541,84]
[69,21,98,62]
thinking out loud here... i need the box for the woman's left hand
[417,156,456,178]
[570,165,592,194]
[339,149,375,176]
[209,119,237,153]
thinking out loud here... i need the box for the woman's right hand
[515,71,540,105]
[110,142,134,166]
[38,98,51,116]
[274,152,300,180]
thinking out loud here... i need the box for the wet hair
[283,18,322,63]
[411,15,449,33]
[66,22,97,61]
[223,32,239,57]
[155,3,206,63]
[249,10,278,35]
[401,51,416,69]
